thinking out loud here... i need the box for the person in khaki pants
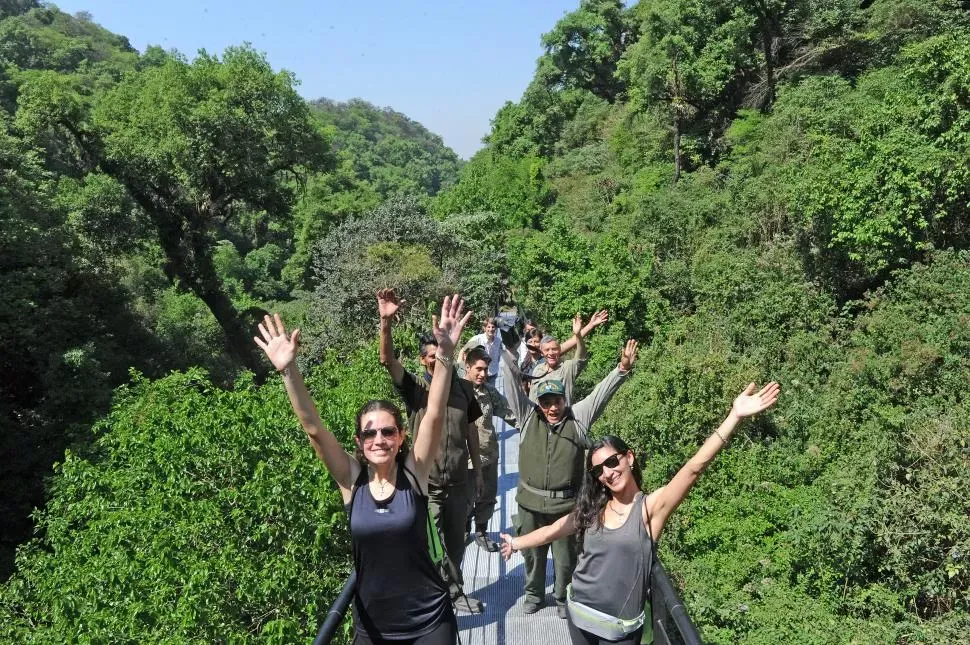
[377,289,484,615]
[500,340,638,618]
[463,346,517,551]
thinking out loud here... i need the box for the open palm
[254,313,299,372]
[732,382,781,418]
[376,288,404,319]
[590,309,609,327]
[432,294,472,356]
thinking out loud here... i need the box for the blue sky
[52,0,582,159]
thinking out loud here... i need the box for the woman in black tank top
[500,374,781,645]
[255,292,473,644]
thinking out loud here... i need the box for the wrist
[435,353,454,368]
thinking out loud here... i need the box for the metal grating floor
[456,374,571,644]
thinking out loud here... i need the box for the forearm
[574,332,587,360]
[467,423,482,473]
[281,364,351,483]
[281,364,326,438]
[378,318,404,383]
[572,366,629,428]
[687,409,741,471]
[414,356,454,460]
[511,513,575,550]
[500,349,530,421]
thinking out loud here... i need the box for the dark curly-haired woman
[501,382,780,645]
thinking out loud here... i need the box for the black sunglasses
[589,453,623,478]
[359,426,398,441]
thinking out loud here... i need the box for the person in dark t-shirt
[254,293,473,644]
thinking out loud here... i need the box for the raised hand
[619,339,638,371]
[499,533,515,561]
[376,288,405,320]
[572,312,583,336]
[589,309,609,328]
[732,382,781,418]
[254,313,300,372]
[431,293,472,357]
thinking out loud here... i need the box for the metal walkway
[456,375,570,645]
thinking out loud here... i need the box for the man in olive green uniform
[502,340,639,618]
[463,346,517,551]
[377,289,484,614]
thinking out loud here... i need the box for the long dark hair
[354,399,409,467]
[572,435,643,535]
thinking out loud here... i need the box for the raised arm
[645,382,781,540]
[492,389,518,428]
[377,288,406,386]
[560,309,608,356]
[255,314,358,499]
[572,339,638,432]
[499,347,533,424]
[499,513,578,560]
[411,294,472,483]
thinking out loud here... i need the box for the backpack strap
[400,462,445,567]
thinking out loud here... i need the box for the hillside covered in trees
[2,0,969,643]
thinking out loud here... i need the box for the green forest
[1,0,968,642]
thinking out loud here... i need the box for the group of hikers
[254,290,780,645]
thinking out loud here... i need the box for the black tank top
[347,464,450,639]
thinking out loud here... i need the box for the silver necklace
[373,464,396,497]
[608,500,631,517]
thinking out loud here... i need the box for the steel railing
[312,570,357,645]
[313,559,701,644]
[650,558,703,645]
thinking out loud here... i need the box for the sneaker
[522,599,544,614]
[453,595,483,614]
[556,604,568,619]
[474,531,500,552]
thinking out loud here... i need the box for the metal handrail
[651,559,703,645]
[313,570,357,645]
[313,560,702,645]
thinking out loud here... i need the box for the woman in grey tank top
[501,381,781,644]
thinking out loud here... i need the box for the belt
[519,481,575,499]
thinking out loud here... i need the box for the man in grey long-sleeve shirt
[501,339,639,617]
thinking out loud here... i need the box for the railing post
[313,570,357,645]
[650,559,703,645]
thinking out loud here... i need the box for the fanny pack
[567,584,645,640]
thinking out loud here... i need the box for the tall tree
[15,46,333,374]
[538,0,636,102]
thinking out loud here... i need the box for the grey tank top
[570,492,652,620]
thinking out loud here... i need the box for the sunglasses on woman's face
[359,426,398,441]
[589,453,623,478]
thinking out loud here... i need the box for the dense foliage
[2,0,969,642]
[0,3,461,584]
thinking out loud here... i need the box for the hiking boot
[474,531,500,552]
[522,599,544,614]
[453,595,483,614]
[556,603,568,619]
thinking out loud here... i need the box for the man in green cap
[501,339,639,618]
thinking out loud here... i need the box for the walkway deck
[456,375,570,645]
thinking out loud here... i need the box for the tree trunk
[761,29,776,108]
[115,175,266,378]
[673,113,681,185]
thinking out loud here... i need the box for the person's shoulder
[401,370,428,391]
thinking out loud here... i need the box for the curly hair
[571,435,643,536]
[353,399,409,467]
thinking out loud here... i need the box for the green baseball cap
[534,379,566,398]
